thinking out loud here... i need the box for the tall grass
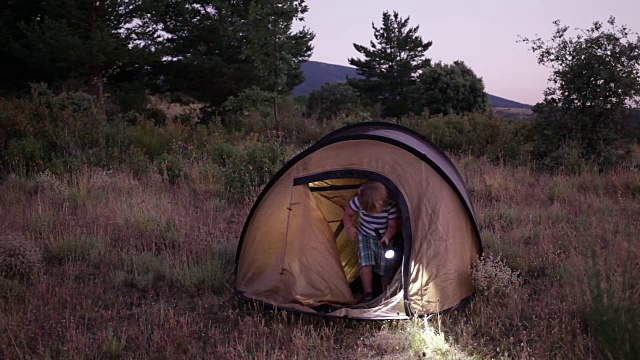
[1,158,638,358]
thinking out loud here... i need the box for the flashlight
[382,243,395,259]
[374,229,395,259]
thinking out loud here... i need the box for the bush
[537,140,591,174]
[112,253,168,292]
[471,253,522,296]
[0,85,108,175]
[583,255,640,359]
[305,82,365,120]
[46,235,106,264]
[156,153,186,185]
[404,113,531,162]
[220,87,274,131]
[124,147,152,178]
[221,136,289,197]
[0,234,43,280]
[126,120,172,161]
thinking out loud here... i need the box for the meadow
[1,147,638,359]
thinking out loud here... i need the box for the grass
[0,157,638,358]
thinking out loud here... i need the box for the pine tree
[348,11,432,118]
[242,0,314,131]
[0,1,47,95]
[157,0,314,128]
[1,0,160,113]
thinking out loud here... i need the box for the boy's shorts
[357,233,396,276]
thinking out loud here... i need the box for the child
[343,181,399,302]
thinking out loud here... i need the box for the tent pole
[280,185,296,274]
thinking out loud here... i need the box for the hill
[292,61,359,97]
[293,60,532,109]
[487,94,531,108]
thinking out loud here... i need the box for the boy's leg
[357,234,376,295]
[360,265,374,293]
[381,275,392,292]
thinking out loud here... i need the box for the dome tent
[235,122,482,319]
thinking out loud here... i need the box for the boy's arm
[343,206,357,240]
[381,218,398,245]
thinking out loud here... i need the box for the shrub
[124,147,152,178]
[170,257,225,292]
[208,142,240,168]
[144,107,168,126]
[46,235,106,264]
[537,140,591,174]
[3,136,47,175]
[404,113,531,163]
[305,82,365,120]
[0,234,43,280]
[471,253,522,296]
[582,255,640,359]
[0,87,108,175]
[220,87,274,131]
[156,153,186,185]
[126,120,172,161]
[112,253,168,291]
[159,219,183,249]
[221,136,289,197]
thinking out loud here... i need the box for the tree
[156,0,314,130]
[305,82,364,120]
[0,1,47,95]
[1,0,160,114]
[412,61,487,116]
[348,11,432,118]
[521,17,640,170]
[154,1,253,107]
[242,0,314,131]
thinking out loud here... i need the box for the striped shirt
[349,195,398,237]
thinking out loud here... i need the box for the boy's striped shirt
[349,195,398,237]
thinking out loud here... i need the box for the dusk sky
[299,0,640,105]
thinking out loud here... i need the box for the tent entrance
[292,173,409,309]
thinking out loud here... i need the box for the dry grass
[492,107,534,120]
[1,158,639,358]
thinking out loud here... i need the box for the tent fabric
[235,122,482,319]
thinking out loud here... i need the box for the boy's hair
[358,181,388,213]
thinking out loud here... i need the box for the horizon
[297,0,640,105]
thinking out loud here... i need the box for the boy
[343,181,398,302]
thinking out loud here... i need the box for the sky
[298,0,640,105]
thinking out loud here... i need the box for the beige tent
[235,122,482,319]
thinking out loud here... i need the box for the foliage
[0,235,43,280]
[583,255,640,359]
[2,152,640,358]
[0,0,160,110]
[348,11,432,118]
[404,113,532,162]
[412,61,488,116]
[156,153,186,186]
[0,85,107,175]
[470,253,522,296]
[220,87,275,131]
[521,17,640,171]
[305,82,365,120]
[155,0,314,111]
[241,0,315,130]
[46,235,106,264]
[220,135,290,197]
[112,253,168,292]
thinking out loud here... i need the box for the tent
[235,122,482,319]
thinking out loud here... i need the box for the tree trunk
[94,68,106,117]
[273,31,281,133]
[91,2,106,118]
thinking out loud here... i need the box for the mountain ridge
[293,60,533,109]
